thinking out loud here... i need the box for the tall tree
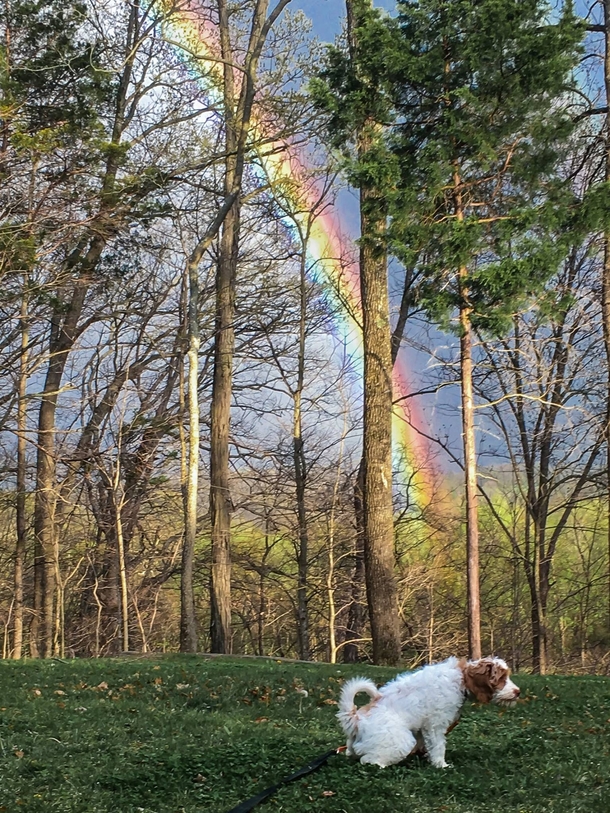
[313,0,402,665]
[389,0,583,659]
[476,246,606,673]
[600,0,610,632]
[0,0,114,657]
[208,0,293,654]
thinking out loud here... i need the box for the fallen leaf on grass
[193,774,207,783]
[322,791,335,797]
[54,690,66,696]
[254,717,269,723]
[14,750,24,759]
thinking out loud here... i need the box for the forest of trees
[2,0,610,675]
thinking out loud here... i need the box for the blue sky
[292,0,396,39]
[293,1,594,40]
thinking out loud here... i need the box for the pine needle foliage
[312,0,610,335]
[389,0,590,334]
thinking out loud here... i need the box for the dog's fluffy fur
[337,656,520,769]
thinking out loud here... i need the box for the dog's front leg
[421,728,450,769]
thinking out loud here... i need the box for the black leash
[225,746,343,813]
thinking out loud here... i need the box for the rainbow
[156,0,438,507]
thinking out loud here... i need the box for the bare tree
[208,0,293,654]
[476,250,605,672]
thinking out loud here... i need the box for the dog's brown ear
[462,660,496,704]
[489,661,509,690]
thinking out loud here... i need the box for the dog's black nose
[514,688,521,697]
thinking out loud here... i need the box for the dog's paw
[360,756,387,768]
[431,759,452,769]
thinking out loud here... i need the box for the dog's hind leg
[345,736,357,758]
[409,731,426,756]
[357,729,417,768]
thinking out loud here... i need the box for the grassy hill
[0,655,609,812]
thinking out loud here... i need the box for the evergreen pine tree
[390,0,584,663]
[314,0,592,664]
[314,0,402,665]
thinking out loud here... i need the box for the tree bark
[209,0,292,653]
[359,175,401,665]
[13,283,28,658]
[105,462,130,654]
[345,0,400,666]
[32,283,89,657]
[601,0,610,633]
[343,460,367,663]
[460,303,481,660]
[454,161,481,660]
[294,249,310,660]
[344,263,415,663]
[209,184,239,654]
[181,255,199,653]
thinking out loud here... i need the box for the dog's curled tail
[337,677,381,739]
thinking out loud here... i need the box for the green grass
[0,656,609,812]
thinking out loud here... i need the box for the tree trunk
[343,459,367,663]
[106,463,130,654]
[294,250,310,660]
[209,0,291,653]
[344,259,415,664]
[538,557,550,675]
[527,564,543,673]
[116,506,129,653]
[33,310,74,657]
[208,0,243,655]
[209,193,239,654]
[181,256,199,653]
[454,159,481,660]
[460,303,481,660]
[359,179,401,665]
[328,418,348,663]
[345,0,400,666]
[29,2,140,657]
[13,284,28,658]
[602,1,610,632]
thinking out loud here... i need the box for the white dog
[337,656,520,769]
